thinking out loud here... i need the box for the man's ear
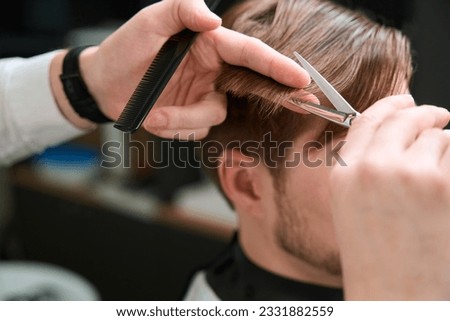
[218,148,265,215]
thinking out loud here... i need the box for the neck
[239,225,342,288]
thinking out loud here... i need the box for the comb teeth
[114,29,197,132]
[113,0,240,133]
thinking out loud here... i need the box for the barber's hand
[330,95,450,300]
[81,0,310,139]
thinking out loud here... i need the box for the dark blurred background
[333,0,450,113]
[0,0,448,301]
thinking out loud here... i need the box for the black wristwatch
[59,46,112,124]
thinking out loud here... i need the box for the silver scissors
[284,51,360,127]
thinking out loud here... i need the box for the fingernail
[297,66,311,87]
[199,1,221,26]
[209,12,221,22]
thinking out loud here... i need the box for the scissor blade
[285,99,353,128]
[293,51,358,115]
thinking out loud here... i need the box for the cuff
[3,51,86,163]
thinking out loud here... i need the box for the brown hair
[201,0,412,183]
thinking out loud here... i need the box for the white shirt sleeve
[0,51,86,166]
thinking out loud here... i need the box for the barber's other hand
[330,95,450,300]
[80,0,310,139]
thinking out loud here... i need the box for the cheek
[285,165,331,216]
[282,154,337,242]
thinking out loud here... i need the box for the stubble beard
[274,181,342,277]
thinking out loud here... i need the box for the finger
[149,128,210,140]
[339,95,415,161]
[178,0,222,31]
[369,105,450,156]
[442,148,450,176]
[145,0,221,37]
[440,130,450,171]
[281,90,321,114]
[407,128,450,166]
[208,27,310,88]
[144,92,227,130]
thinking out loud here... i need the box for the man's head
[200,0,413,284]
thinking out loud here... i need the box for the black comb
[114,0,240,133]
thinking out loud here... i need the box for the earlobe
[218,149,263,213]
